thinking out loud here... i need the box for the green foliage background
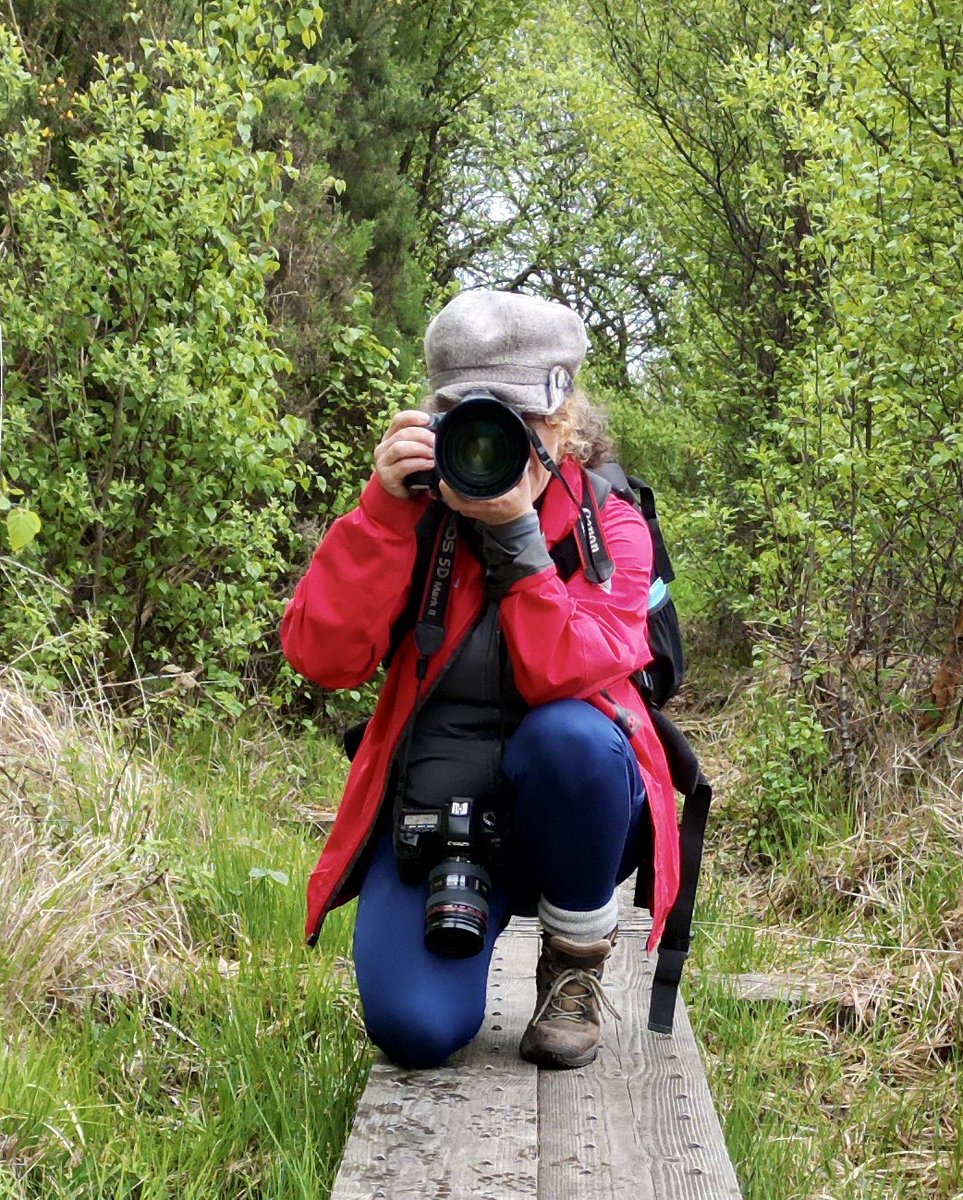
[1,0,961,762]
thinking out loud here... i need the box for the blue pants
[353,699,647,1068]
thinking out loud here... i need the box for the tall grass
[4,662,960,1198]
[685,689,963,1200]
[0,671,368,1198]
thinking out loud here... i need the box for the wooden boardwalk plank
[331,882,742,1199]
[331,933,539,1200]
[698,970,877,1007]
[535,891,742,1200]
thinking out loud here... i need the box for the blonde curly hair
[546,387,613,468]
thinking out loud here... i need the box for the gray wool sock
[538,894,619,943]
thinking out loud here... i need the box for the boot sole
[519,1043,599,1070]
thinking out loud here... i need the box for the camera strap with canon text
[412,509,459,680]
[525,428,614,586]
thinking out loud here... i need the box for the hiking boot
[519,929,620,1069]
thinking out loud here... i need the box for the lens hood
[433,395,531,500]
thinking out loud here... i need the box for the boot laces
[532,967,622,1026]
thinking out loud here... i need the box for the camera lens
[434,396,531,500]
[451,419,504,479]
[424,857,492,958]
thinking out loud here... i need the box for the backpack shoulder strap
[591,460,632,499]
[585,466,615,506]
[628,475,675,586]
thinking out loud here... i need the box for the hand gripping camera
[404,391,533,501]
[394,796,503,958]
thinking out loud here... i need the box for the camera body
[405,392,533,500]
[394,795,503,958]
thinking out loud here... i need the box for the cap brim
[435,380,561,416]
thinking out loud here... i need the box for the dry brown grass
[685,675,963,1198]
[0,669,191,1014]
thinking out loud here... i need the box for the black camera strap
[413,510,459,677]
[395,508,459,808]
[526,428,615,586]
[573,468,615,586]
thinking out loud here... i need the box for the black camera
[394,795,503,958]
[405,392,533,500]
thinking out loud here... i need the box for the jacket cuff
[478,512,554,599]
[358,473,428,535]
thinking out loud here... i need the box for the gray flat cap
[424,290,589,415]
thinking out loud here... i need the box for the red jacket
[281,460,680,952]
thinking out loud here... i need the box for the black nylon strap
[386,501,448,667]
[413,511,459,669]
[549,531,580,583]
[394,509,460,806]
[646,705,701,796]
[572,467,615,585]
[632,478,675,587]
[548,468,612,583]
[591,463,676,586]
[527,432,614,586]
[648,775,713,1034]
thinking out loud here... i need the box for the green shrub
[0,5,325,707]
[738,676,835,861]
